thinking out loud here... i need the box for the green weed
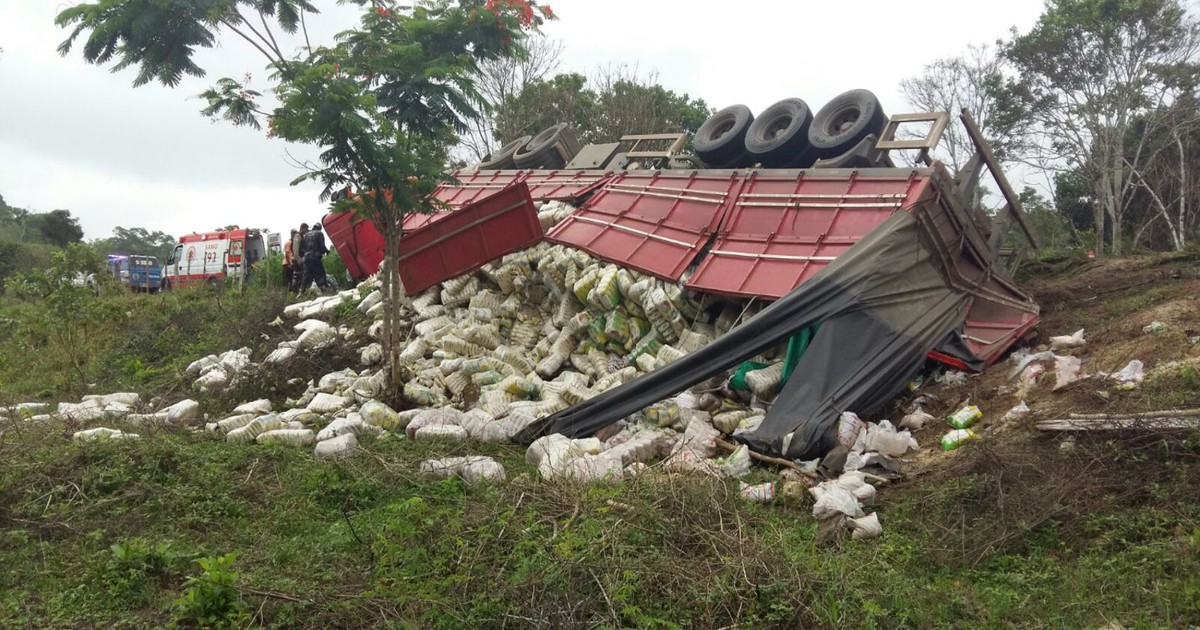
[172,553,249,629]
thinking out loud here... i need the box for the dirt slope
[899,251,1200,471]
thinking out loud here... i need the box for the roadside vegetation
[4,0,1199,625]
[2,249,1199,628]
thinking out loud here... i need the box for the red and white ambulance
[163,228,268,289]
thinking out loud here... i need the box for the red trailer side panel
[323,211,385,281]
[546,170,741,281]
[397,182,542,295]
[432,170,526,208]
[522,170,612,201]
[685,172,930,298]
[432,169,613,210]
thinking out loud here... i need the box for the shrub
[172,553,249,629]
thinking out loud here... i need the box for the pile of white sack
[3,393,204,430]
[176,200,797,472]
[5,200,937,541]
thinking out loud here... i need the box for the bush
[104,539,178,605]
[0,240,56,289]
[248,253,286,292]
[172,553,249,629]
[323,249,350,287]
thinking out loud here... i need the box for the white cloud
[0,0,1046,241]
[0,143,328,238]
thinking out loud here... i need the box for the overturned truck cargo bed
[514,162,1038,458]
[324,181,545,295]
[327,111,1040,459]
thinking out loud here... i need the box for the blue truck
[104,254,163,293]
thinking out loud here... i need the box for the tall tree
[0,199,86,246]
[1126,96,1200,250]
[33,210,85,248]
[91,226,177,259]
[494,66,711,148]
[1052,169,1096,235]
[590,66,711,146]
[1017,186,1078,251]
[56,0,319,92]
[899,44,1027,169]
[1002,0,1200,256]
[494,72,598,142]
[58,0,547,389]
[459,34,562,161]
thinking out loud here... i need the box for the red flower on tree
[481,0,551,26]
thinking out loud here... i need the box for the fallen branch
[715,438,817,479]
[239,586,311,604]
[1037,415,1200,431]
[1064,408,1200,419]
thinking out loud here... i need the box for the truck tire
[745,98,815,167]
[694,105,754,168]
[513,124,577,169]
[476,135,531,170]
[808,89,887,160]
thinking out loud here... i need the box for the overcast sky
[0,0,1046,241]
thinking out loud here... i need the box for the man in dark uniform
[290,224,308,292]
[299,222,330,293]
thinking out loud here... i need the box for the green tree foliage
[32,209,84,248]
[493,67,712,146]
[0,242,55,285]
[0,195,83,282]
[495,72,596,142]
[5,243,113,394]
[1053,170,1096,233]
[1016,186,1078,253]
[0,202,34,243]
[90,226,178,260]
[268,2,547,381]
[55,0,318,88]
[1002,0,1200,256]
[0,197,85,247]
[58,0,548,386]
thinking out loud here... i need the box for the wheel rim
[711,117,736,141]
[763,113,793,140]
[826,105,861,135]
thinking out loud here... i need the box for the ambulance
[163,228,268,289]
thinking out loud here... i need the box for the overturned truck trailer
[326,108,1040,459]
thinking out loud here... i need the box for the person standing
[299,222,330,293]
[290,224,308,292]
[282,228,297,289]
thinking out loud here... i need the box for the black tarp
[514,211,969,458]
[739,287,965,459]
[930,331,988,373]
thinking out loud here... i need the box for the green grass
[1,422,1198,629]
[0,285,285,403]
[1,259,1199,627]
[1102,285,1175,320]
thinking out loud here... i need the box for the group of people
[282,221,332,294]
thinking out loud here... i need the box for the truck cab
[127,255,162,292]
[101,254,162,292]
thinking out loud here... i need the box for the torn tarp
[515,210,970,458]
